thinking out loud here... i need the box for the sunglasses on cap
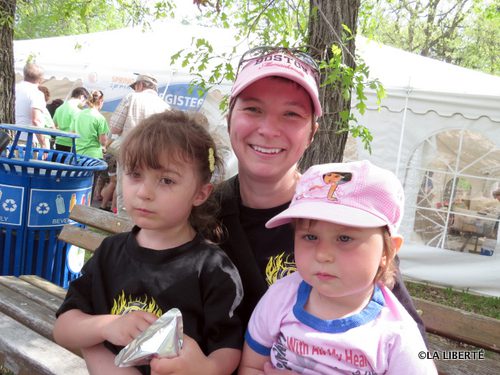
[237,46,320,86]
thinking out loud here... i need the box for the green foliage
[358,0,499,75]
[14,0,176,39]
[15,0,126,38]
[172,0,383,149]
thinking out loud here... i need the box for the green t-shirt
[73,108,109,159]
[53,100,81,147]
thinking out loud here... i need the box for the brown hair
[86,90,104,108]
[376,228,398,289]
[120,110,224,242]
[38,85,50,102]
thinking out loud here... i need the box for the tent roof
[13,22,500,121]
[14,21,242,84]
[356,38,500,121]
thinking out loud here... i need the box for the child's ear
[192,183,214,207]
[390,235,404,256]
[380,234,404,268]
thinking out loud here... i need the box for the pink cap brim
[266,201,389,230]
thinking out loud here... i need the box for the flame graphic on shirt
[265,252,296,286]
[111,291,162,317]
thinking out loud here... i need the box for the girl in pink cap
[239,160,437,374]
[151,47,425,375]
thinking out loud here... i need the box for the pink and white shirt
[246,272,436,374]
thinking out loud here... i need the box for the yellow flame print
[265,252,297,286]
[111,291,163,317]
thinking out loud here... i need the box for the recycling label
[28,187,92,227]
[0,184,25,226]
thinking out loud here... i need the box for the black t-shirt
[239,201,295,285]
[57,226,243,374]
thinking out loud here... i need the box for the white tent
[347,39,500,297]
[13,23,500,296]
[14,21,241,176]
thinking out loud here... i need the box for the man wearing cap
[110,73,171,216]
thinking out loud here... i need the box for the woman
[72,90,109,159]
[150,47,425,375]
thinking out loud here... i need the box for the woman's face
[228,77,317,183]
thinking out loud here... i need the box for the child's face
[122,154,212,237]
[294,220,386,302]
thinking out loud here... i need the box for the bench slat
[427,333,500,375]
[0,276,63,312]
[58,224,108,252]
[20,274,67,300]
[0,283,56,341]
[415,297,500,353]
[69,204,133,234]
[0,312,87,375]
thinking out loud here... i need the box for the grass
[406,280,500,319]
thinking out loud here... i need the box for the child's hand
[102,311,158,346]
[150,335,203,374]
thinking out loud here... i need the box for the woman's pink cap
[266,160,405,236]
[231,52,322,117]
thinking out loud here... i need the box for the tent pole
[395,84,412,178]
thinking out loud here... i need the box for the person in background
[110,73,171,217]
[53,86,89,152]
[37,85,56,148]
[47,98,64,117]
[239,161,437,375]
[93,134,118,212]
[150,47,425,375]
[97,151,117,212]
[14,62,48,148]
[46,98,64,149]
[53,111,243,375]
[73,90,108,159]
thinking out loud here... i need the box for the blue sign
[28,187,92,227]
[0,184,24,226]
[101,83,207,113]
[162,83,206,111]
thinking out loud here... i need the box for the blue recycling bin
[0,123,107,287]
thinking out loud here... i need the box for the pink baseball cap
[266,160,405,235]
[231,51,322,117]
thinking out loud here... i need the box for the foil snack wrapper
[115,307,183,367]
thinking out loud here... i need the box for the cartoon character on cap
[296,170,352,201]
[238,160,437,375]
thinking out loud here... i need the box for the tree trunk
[299,0,360,170]
[0,0,16,124]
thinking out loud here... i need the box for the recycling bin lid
[0,123,80,138]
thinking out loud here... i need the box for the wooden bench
[0,275,87,375]
[58,204,500,375]
[59,204,133,252]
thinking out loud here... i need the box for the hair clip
[208,147,215,173]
